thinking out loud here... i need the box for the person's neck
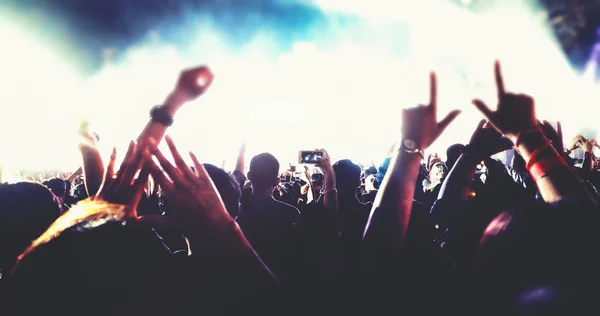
[252,187,274,196]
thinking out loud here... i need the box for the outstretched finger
[148,139,185,183]
[116,140,135,177]
[429,72,437,113]
[472,99,494,121]
[542,120,554,132]
[437,110,461,135]
[142,150,174,193]
[475,119,486,134]
[120,142,146,187]
[97,148,118,199]
[105,147,117,183]
[189,151,206,178]
[133,168,150,192]
[556,121,563,139]
[165,135,196,180]
[494,60,506,99]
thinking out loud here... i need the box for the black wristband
[150,106,174,127]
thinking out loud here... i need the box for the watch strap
[400,140,424,158]
[150,106,174,127]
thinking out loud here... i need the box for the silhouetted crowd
[1,62,599,316]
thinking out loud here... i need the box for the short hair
[249,153,280,189]
[446,143,465,170]
[475,200,600,314]
[5,199,280,314]
[364,166,378,177]
[0,182,60,275]
[333,159,361,191]
[203,163,241,218]
[46,178,66,198]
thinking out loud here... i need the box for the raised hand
[142,136,234,234]
[539,120,564,154]
[472,61,537,143]
[579,136,594,153]
[315,148,333,173]
[95,141,148,217]
[468,119,514,160]
[567,135,584,152]
[402,73,461,150]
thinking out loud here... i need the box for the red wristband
[527,151,568,182]
[525,142,553,170]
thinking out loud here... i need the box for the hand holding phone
[298,150,324,164]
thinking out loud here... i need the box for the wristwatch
[150,105,174,127]
[401,139,424,158]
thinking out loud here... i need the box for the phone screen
[299,151,323,164]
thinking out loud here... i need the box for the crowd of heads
[0,60,599,316]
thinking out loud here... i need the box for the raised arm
[119,66,213,217]
[142,136,280,292]
[315,149,338,215]
[231,142,247,187]
[439,120,513,200]
[472,61,596,206]
[78,120,104,197]
[234,143,246,175]
[363,73,461,247]
[579,136,594,172]
[136,66,213,144]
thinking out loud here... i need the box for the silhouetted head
[364,166,377,177]
[248,153,280,193]
[0,182,60,277]
[4,200,277,315]
[333,159,361,193]
[46,178,66,199]
[474,200,600,315]
[203,163,241,218]
[446,144,465,170]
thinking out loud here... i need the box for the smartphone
[298,150,323,164]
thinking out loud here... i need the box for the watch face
[403,139,417,150]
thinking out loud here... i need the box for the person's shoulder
[273,199,300,214]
